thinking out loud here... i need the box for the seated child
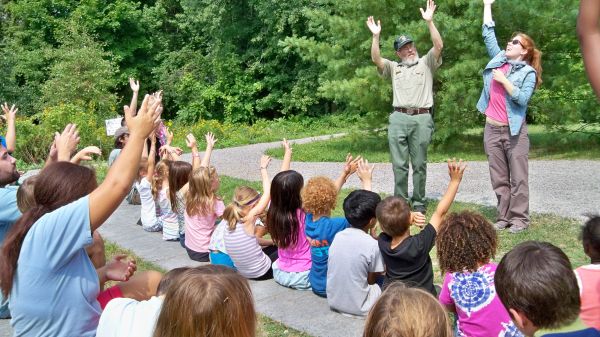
[153,265,256,337]
[575,216,600,329]
[182,133,223,262]
[326,159,384,316]
[495,241,600,337]
[376,159,466,295]
[136,136,161,232]
[267,140,313,290]
[224,155,278,280]
[436,211,523,337]
[96,267,189,337]
[303,155,359,297]
[208,218,236,269]
[363,283,452,337]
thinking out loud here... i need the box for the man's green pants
[387,111,434,208]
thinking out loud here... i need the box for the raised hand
[260,155,272,169]
[71,146,102,164]
[185,133,197,149]
[411,211,427,227]
[357,158,375,191]
[366,16,382,36]
[129,78,139,93]
[343,153,362,176]
[166,127,174,145]
[282,138,292,154]
[55,124,80,161]
[1,103,17,123]
[205,132,217,149]
[126,93,162,140]
[104,255,137,282]
[420,0,437,22]
[447,158,466,182]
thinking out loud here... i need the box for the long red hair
[514,32,543,89]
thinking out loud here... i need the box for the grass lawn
[265,125,600,163]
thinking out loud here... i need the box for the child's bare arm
[186,133,201,169]
[128,78,139,117]
[247,155,272,221]
[146,135,156,180]
[429,159,466,231]
[200,132,217,168]
[280,139,292,172]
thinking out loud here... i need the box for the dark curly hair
[581,214,600,259]
[436,211,497,273]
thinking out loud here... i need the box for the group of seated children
[1,82,599,337]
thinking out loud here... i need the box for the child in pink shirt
[436,211,524,337]
[575,216,600,329]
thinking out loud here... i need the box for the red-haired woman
[477,0,542,234]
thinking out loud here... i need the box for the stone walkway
[1,135,598,337]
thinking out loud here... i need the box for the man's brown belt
[394,107,430,115]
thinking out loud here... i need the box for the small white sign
[105,117,123,136]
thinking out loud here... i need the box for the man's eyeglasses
[508,39,524,47]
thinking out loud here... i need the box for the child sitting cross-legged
[376,159,466,295]
[575,215,600,330]
[180,132,222,262]
[303,154,360,297]
[436,211,524,337]
[223,155,278,280]
[326,159,384,316]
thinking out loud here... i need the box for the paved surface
[183,135,600,220]
[2,135,598,337]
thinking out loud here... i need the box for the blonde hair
[363,283,452,337]
[302,176,338,215]
[514,32,543,88]
[223,186,260,231]
[16,176,38,213]
[151,160,170,199]
[153,265,256,337]
[186,166,218,217]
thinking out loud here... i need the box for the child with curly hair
[303,154,359,297]
[436,211,523,337]
[575,215,600,329]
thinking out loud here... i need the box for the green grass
[265,125,600,163]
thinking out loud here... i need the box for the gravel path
[183,135,600,220]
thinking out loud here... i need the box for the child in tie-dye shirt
[436,211,524,337]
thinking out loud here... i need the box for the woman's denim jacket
[477,21,537,136]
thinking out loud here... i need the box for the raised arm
[200,132,217,168]
[146,135,156,180]
[128,78,139,117]
[89,94,161,232]
[421,0,443,60]
[186,133,201,169]
[578,0,600,99]
[429,159,466,231]
[56,124,81,162]
[246,155,272,221]
[70,146,102,165]
[356,158,374,191]
[280,139,292,172]
[366,16,385,71]
[334,153,360,191]
[1,103,17,153]
[482,0,501,59]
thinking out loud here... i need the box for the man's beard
[0,170,20,186]
[401,54,419,66]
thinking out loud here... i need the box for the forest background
[0,0,597,163]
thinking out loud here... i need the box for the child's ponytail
[224,186,260,231]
